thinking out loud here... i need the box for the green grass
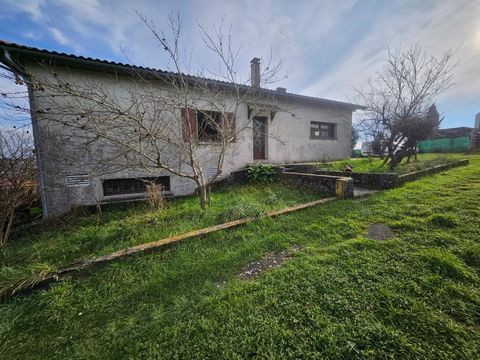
[1,154,480,359]
[319,153,464,174]
[1,182,320,274]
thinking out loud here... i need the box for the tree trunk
[207,186,211,206]
[198,184,208,210]
[1,210,14,248]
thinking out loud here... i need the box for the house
[0,41,364,217]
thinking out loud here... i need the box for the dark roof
[0,40,365,111]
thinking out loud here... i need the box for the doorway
[253,116,267,160]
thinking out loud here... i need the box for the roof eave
[0,41,366,111]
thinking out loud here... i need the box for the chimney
[250,57,261,88]
[276,87,287,93]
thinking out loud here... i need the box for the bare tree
[356,45,454,169]
[0,128,37,246]
[2,13,287,210]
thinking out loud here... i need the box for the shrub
[145,182,166,211]
[246,164,276,183]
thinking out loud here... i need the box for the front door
[253,117,267,160]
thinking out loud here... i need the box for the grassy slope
[1,155,479,359]
[320,153,464,173]
[0,183,319,273]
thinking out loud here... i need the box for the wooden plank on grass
[4,197,338,298]
[57,197,337,274]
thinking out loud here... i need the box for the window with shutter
[181,108,198,141]
[197,110,222,141]
[182,108,236,143]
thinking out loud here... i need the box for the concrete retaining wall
[279,172,353,198]
[286,159,469,190]
[397,159,469,185]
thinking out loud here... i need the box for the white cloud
[300,0,480,110]
[4,0,46,22]
[22,31,42,40]
[2,0,479,126]
[49,27,69,45]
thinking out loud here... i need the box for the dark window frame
[310,121,337,140]
[197,110,223,142]
[102,176,170,196]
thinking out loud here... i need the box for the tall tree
[356,45,454,169]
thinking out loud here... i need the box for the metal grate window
[102,176,170,196]
[66,174,90,186]
[310,121,336,140]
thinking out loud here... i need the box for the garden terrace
[285,154,469,189]
[1,154,479,358]
[0,183,321,281]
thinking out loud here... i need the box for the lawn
[318,153,464,174]
[1,183,320,279]
[1,154,479,359]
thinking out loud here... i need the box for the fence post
[335,177,353,199]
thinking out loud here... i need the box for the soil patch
[237,244,303,280]
[366,223,395,240]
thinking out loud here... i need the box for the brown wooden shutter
[181,108,198,141]
[225,112,236,143]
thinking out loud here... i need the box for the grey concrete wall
[25,62,355,217]
[279,172,353,198]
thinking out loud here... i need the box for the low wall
[286,159,469,189]
[313,170,397,189]
[212,159,468,196]
[285,165,397,190]
[397,159,469,185]
[279,172,353,198]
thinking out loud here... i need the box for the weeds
[0,154,479,359]
[145,182,166,211]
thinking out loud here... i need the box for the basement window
[102,176,170,196]
[197,110,222,142]
[310,121,336,140]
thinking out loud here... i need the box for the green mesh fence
[418,136,471,153]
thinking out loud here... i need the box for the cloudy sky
[0,0,479,128]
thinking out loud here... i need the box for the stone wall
[286,159,469,190]
[279,172,353,198]
[284,164,397,189]
[397,159,469,185]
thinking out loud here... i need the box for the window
[197,110,223,142]
[182,108,236,143]
[310,121,336,139]
[103,176,170,196]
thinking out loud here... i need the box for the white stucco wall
[25,62,354,217]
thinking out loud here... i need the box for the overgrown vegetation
[1,154,479,359]
[0,129,37,247]
[318,153,463,174]
[246,163,277,183]
[145,182,166,211]
[0,183,319,290]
